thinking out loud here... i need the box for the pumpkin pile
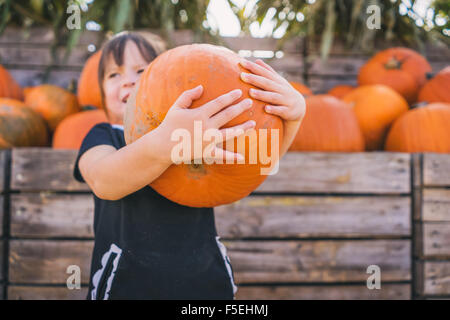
[0,54,107,149]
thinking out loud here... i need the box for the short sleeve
[73,123,116,183]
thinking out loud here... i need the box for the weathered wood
[257,152,410,194]
[0,28,102,46]
[11,149,89,192]
[216,196,411,238]
[420,223,450,259]
[9,69,81,89]
[307,76,357,94]
[10,193,94,238]
[9,240,93,284]
[419,261,450,296]
[0,196,3,237]
[412,154,423,221]
[422,189,450,222]
[0,150,5,193]
[224,239,411,283]
[236,284,411,300]
[308,56,367,76]
[0,240,3,282]
[423,154,450,187]
[8,286,88,300]
[8,239,410,284]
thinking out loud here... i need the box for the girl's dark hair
[98,32,159,110]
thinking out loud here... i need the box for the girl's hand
[239,59,306,123]
[156,85,256,163]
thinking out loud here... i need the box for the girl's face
[102,41,148,124]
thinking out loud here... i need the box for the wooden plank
[8,239,409,284]
[9,240,93,284]
[225,239,411,283]
[423,154,450,187]
[422,189,450,222]
[0,196,3,237]
[9,69,81,89]
[11,149,89,192]
[306,76,357,94]
[420,261,450,296]
[0,28,102,46]
[10,193,94,238]
[0,150,5,193]
[236,284,411,300]
[216,196,411,238]
[256,152,410,194]
[9,193,410,239]
[0,240,3,282]
[308,56,367,76]
[412,153,423,221]
[8,286,88,300]
[421,223,450,259]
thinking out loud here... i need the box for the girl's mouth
[122,93,130,103]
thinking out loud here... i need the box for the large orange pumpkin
[0,65,23,100]
[0,98,48,148]
[289,95,365,152]
[342,85,409,150]
[78,51,102,108]
[25,84,80,131]
[418,66,450,104]
[385,103,450,153]
[358,47,431,104]
[328,85,355,99]
[290,81,313,96]
[53,109,108,149]
[124,44,284,207]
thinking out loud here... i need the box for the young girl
[74,32,305,300]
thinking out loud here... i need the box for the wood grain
[0,150,5,193]
[7,239,410,284]
[423,154,450,187]
[10,193,94,238]
[422,189,450,222]
[421,223,450,259]
[257,152,410,194]
[11,149,89,192]
[419,261,450,296]
[9,69,81,92]
[9,240,93,284]
[236,284,411,300]
[224,239,411,283]
[8,286,88,300]
[216,196,411,238]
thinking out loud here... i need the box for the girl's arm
[239,59,306,158]
[79,85,255,201]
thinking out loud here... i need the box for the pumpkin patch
[77,51,103,109]
[0,65,23,100]
[124,44,284,207]
[418,66,450,104]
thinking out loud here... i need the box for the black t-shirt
[74,123,237,300]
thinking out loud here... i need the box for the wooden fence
[0,149,449,300]
[0,28,449,93]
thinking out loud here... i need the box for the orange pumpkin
[290,81,313,96]
[124,44,284,208]
[78,51,102,108]
[0,65,23,100]
[418,66,450,104]
[289,95,365,152]
[385,103,450,153]
[53,109,108,149]
[342,85,409,150]
[25,84,80,131]
[358,47,431,104]
[328,85,355,99]
[0,98,48,148]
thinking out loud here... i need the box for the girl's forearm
[279,119,302,157]
[85,128,173,200]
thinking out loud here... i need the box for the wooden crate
[0,149,414,299]
[414,154,450,299]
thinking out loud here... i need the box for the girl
[74,32,305,300]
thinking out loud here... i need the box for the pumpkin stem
[189,162,206,175]
[411,102,428,110]
[384,57,402,69]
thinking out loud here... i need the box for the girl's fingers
[249,88,285,105]
[240,72,283,92]
[173,85,203,109]
[203,145,244,164]
[220,120,256,142]
[239,59,279,82]
[254,59,277,73]
[202,89,243,116]
[210,98,253,128]
[264,105,290,118]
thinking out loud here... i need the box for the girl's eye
[108,72,119,79]
[137,69,145,74]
